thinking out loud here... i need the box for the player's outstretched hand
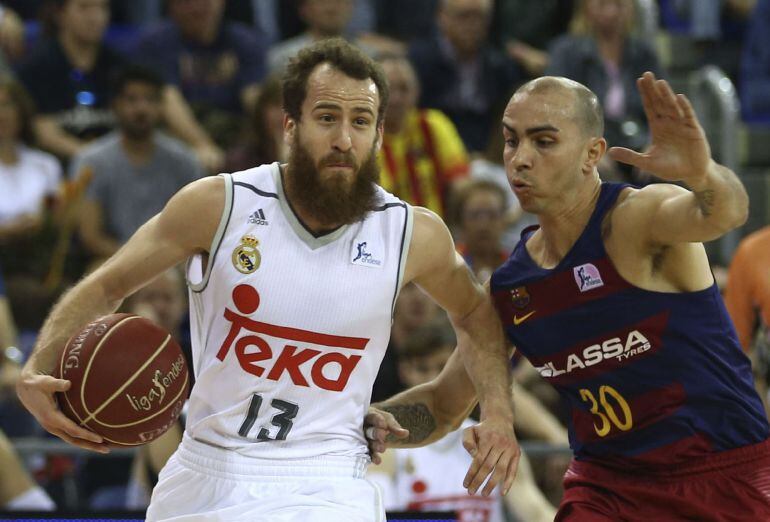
[608,71,712,184]
[363,406,409,464]
[16,372,109,453]
[462,418,520,497]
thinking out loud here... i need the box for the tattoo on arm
[694,189,715,217]
[381,403,437,444]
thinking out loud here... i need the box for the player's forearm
[453,297,514,424]
[372,382,462,447]
[24,276,122,376]
[686,160,749,234]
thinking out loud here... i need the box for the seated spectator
[378,55,469,217]
[741,0,770,118]
[546,0,663,158]
[724,225,770,411]
[371,282,440,402]
[368,321,559,522]
[374,0,439,42]
[0,77,62,276]
[449,179,511,282]
[409,0,523,152]
[0,429,56,511]
[225,74,286,173]
[0,3,24,74]
[134,0,268,147]
[493,0,575,77]
[74,65,205,259]
[17,0,222,170]
[267,0,383,73]
[122,268,189,510]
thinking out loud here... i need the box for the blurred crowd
[0,0,768,519]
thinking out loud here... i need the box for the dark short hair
[282,38,389,125]
[0,76,37,145]
[110,65,164,102]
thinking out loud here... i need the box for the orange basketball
[55,313,189,447]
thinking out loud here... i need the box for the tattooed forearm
[694,189,715,217]
[381,403,437,445]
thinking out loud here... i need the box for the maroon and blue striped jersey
[491,182,769,471]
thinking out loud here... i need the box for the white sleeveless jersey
[389,420,504,522]
[185,162,413,459]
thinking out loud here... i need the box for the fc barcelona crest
[510,286,530,309]
[232,235,261,274]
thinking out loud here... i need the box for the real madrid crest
[232,235,261,274]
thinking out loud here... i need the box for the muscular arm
[398,208,513,439]
[626,164,748,246]
[24,176,223,376]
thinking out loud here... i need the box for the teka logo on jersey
[535,330,651,378]
[351,241,382,267]
[215,284,370,392]
[573,263,604,292]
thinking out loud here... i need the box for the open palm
[608,72,712,183]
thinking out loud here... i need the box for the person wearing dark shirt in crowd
[17,0,222,170]
[741,0,770,118]
[134,0,268,148]
[409,0,523,153]
[73,65,204,259]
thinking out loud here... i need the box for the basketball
[55,313,190,447]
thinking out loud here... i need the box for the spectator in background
[371,283,440,402]
[225,74,286,173]
[0,77,62,277]
[493,0,574,77]
[0,3,24,74]
[725,225,770,411]
[450,179,510,283]
[368,321,559,522]
[74,65,204,260]
[267,0,383,73]
[741,0,770,118]
[133,0,268,148]
[17,0,223,170]
[378,55,468,217]
[122,268,190,510]
[0,430,56,511]
[546,0,663,169]
[374,0,439,42]
[409,0,523,153]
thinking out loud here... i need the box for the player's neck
[530,182,601,268]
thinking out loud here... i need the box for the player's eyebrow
[502,123,560,135]
[313,102,375,118]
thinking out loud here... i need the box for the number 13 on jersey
[579,385,633,437]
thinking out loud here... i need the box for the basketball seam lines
[80,325,172,425]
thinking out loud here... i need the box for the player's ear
[375,121,384,152]
[582,137,606,174]
[284,113,296,144]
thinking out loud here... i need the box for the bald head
[513,77,604,138]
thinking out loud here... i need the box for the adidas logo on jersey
[248,209,269,226]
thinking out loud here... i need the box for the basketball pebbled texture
[56,313,189,447]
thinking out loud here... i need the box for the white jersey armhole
[391,203,414,317]
[187,173,234,292]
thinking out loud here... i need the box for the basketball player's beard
[286,133,382,227]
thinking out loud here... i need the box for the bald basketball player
[16,39,518,521]
[366,73,770,520]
